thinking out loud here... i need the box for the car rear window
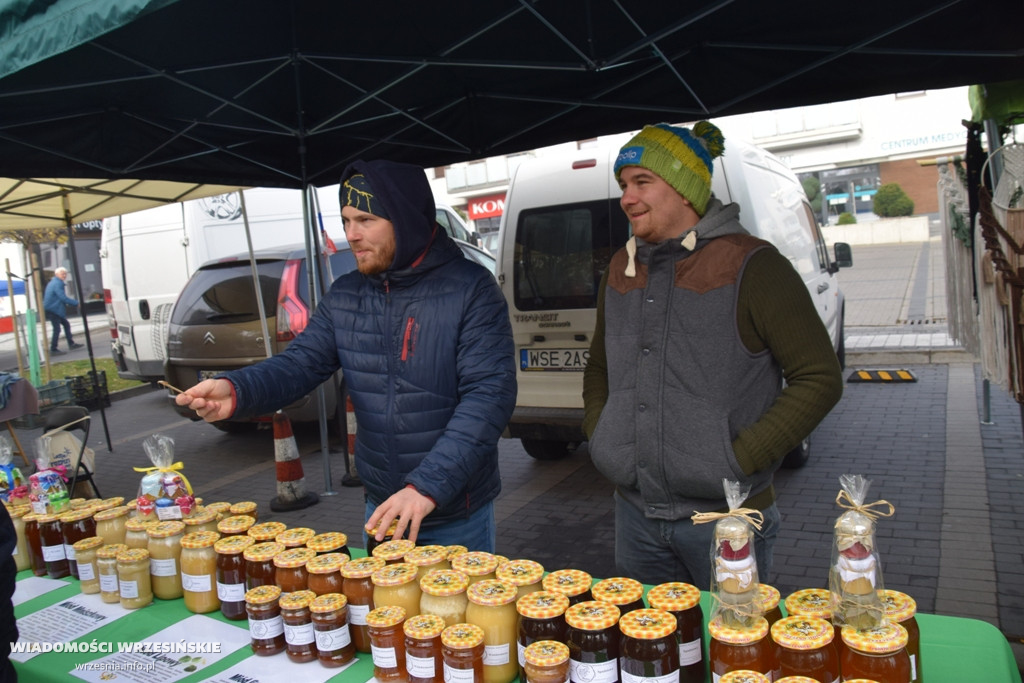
[513,199,628,311]
[171,260,287,326]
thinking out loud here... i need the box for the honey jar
[217,514,256,537]
[881,589,921,683]
[182,508,219,535]
[59,508,96,579]
[341,555,387,652]
[840,623,912,683]
[591,577,645,615]
[465,579,520,683]
[307,531,350,558]
[541,569,593,605]
[214,534,255,620]
[276,526,316,549]
[123,517,155,550]
[451,551,498,585]
[404,613,446,683]
[495,559,544,601]
[72,536,104,594]
[146,520,185,600]
[516,590,569,682]
[281,589,319,663]
[180,530,220,613]
[420,568,470,627]
[229,501,259,522]
[93,505,129,546]
[310,592,356,667]
[243,541,285,590]
[247,521,287,543]
[619,608,680,683]
[368,604,408,682]
[523,640,570,683]
[245,584,286,656]
[373,538,416,565]
[116,547,153,610]
[442,623,486,683]
[770,616,839,682]
[273,546,316,593]
[708,616,776,680]
[373,561,423,618]
[564,600,621,683]
[406,544,450,580]
[306,552,347,596]
[97,543,128,603]
[646,582,704,683]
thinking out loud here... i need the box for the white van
[498,137,851,462]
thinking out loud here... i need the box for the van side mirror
[833,242,853,269]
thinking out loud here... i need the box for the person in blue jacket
[43,267,82,355]
[176,160,517,552]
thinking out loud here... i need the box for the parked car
[163,239,495,435]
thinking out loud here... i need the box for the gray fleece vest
[588,229,783,520]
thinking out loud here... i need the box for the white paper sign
[203,652,357,682]
[69,614,249,683]
[12,594,128,662]
[12,576,68,606]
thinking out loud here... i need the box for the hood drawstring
[623,230,699,278]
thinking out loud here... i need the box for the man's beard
[356,239,397,275]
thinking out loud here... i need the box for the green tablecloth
[12,570,1022,682]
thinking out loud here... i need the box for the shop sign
[467,193,505,220]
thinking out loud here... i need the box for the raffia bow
[691,507,764,531]
[834,490,895,520]
[133,461,194,495]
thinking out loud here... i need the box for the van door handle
[817,283,829,293]
[139,300,151,320]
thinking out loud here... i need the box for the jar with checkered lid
[406,544,450,581]
[592,576,645,615]
[368,604,408,682]
[374,561,423,618]
[342,555,386,653]
[523,640,570,683]
[404,613,446,683]
[273,546,316,592]
[214,534,254,619]
[276,526,315,549]
[719,671,770,683]
[770,615,839,682]
[618,608,680,683]
[306,531,350,558]
[541,568,593,605]
[229,500,258,522]
[451,551,499,585]
[243,541,285,590]
[442,623,485,683]
[281,589,318,663]
[146,520,185,599]
[216,514,255,537]
[245,584,286,656]
[564,600,622,683]
[881,589,921,683]
[116,547,153,610]
[516,590,569,682]
[708,616,776,680]
[465,579,520,683]
[420,568,470,626]
[784,588,834,620]
[310,592,356,666]
[647,581,704,683]
[180,530,220,613]
[373,538,416,564]
[307,552,347,596]
[247,520,287,542]
[840,623,911,683]
[496,559,544,601]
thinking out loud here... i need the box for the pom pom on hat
[614,120,725,216]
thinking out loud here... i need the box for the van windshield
[513,199,627,311]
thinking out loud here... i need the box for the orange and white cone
[269,410,319,511]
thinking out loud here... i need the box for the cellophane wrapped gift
[703,479,764,629]
[135,433,195,521]
[28,436,70,514]
[0,435,26,504]
[829,473,894,630]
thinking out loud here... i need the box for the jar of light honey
[465,579,520,683]
[93,505,130,546]
[116,547,153,610]
[180,530,220,613]
[373,561,422,618]
[72,536,104,594]
[146,520,185,600]
[420,568,470,627]
[406,544,450,581]
[182,508,219,535]
[97,543,128,603]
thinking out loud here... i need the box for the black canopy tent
[0,0,1022,471]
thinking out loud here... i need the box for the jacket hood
[340,159,436,271]
[623,198,747,277]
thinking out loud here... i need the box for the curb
[845,347,974,367]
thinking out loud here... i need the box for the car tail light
[103,288,118,339]
[276,258,309,341]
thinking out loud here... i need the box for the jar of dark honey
[368,604,408,682]
[245,584,286,656]
[516,590,569,682]
[274,546,316,593]
[307,531,350,558]
[281,589,319,663]
[619,608,680,682]
[243,541,285,590]
[591,577,645,615]
[59,508,96,579]
[404,613,446,683]
[214,534,255,620]
[708,616,776,680]
[770,615,839,682]
[310,592,356,667]
[441,623,486,683]
[881,589,921,683]
[307,552,347,596]
[541,568,593,605]
[217,514,256,537]
[564,600,622,683]
[840,623,912,683]
[37,513,69,578]
[646,582,704,683]
[342,555,387,653]
[247,521,287,543]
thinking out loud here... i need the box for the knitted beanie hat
[613,121,725,216]
[341,172,390,220]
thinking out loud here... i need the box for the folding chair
[42,405,100,499]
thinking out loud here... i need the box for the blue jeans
[614,491,781,590]
[364,500,496,553]
[46,311,74,350]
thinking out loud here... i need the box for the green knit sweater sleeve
[732,248,844,473]
[581,268,611,440]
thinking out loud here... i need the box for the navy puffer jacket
[226,160,516,525]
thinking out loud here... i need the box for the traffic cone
[341,393,362,487]
[269,410,319,511]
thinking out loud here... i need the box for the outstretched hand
[366,487,437,545]
[173,378,235,422]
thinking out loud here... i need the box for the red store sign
[467,193,506,220]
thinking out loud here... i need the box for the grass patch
[41,357,146,394]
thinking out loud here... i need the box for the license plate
[197,369,224,381]
[520,348,589,371]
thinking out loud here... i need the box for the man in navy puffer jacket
[176,160,516,551]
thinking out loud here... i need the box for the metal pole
[981,378,993,425]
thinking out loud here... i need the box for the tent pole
[302,185,338,497]
[61,193,112,451]
[5,259,25,377]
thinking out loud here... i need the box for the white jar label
[348,602,369,625]
[99,573,119,593]
[181,572,212,593]
[315,625,352,651]
[249,615,284,639]
[41,544,65,562]
[679,638,702,666]
[150,557,177,577]
[78,562,96,581]
[284,621,315,645]
[517,640,526,666]
[406,653,437,678]
[64,544,77,561]
[483,643,509,665]
[156,505,182,521]
[444,662,477,683]
[119,579,139,599]
[371,645,398,668]
[622,670,679,683]
[570,658,618,683]
[217,581,247,602]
